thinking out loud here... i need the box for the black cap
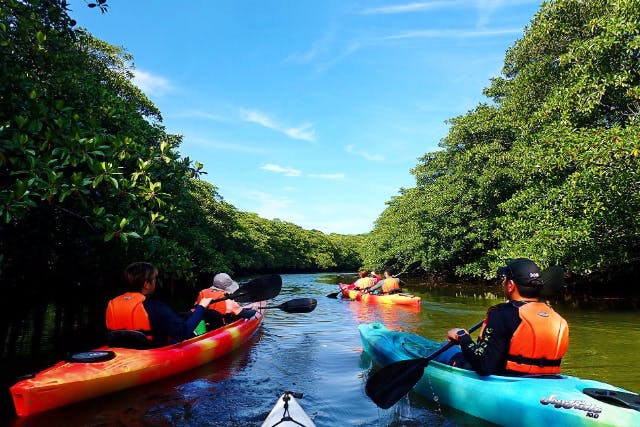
[497,258,542,287]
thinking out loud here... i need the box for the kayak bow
[262,391,316,427]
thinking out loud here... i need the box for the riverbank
[405,272,640,310]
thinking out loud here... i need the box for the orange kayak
[338,284,421,306]
[10,301,265,417]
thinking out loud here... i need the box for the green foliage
[364,0,640,280]
[0,0,364,290]
[233,213,362,272]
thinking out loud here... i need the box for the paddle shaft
[424,319,484,363]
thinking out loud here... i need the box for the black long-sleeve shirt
[457,301,526,376]
[143,297,205,347]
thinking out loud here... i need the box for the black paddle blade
[233,274,282,302]
[326,291,340,299]
[540,265,564,297]
[365,358,428,409]
[275,298,318,313]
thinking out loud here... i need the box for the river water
[1,273,639,426]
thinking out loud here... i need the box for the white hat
[212,273,239,294]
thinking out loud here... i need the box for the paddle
[326,285,346,299]
[365,264,565,409]
[326,289,342,299]
[218,274,282,303]
[365,320,484,409]
[262,298,318,313]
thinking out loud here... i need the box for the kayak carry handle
[283,390,304,399]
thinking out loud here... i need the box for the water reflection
[344,298,421,331]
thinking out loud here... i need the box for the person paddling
[370,271,382,283]
[106,262,214,347]
[444,258,569,376]
[353,269,375,290]
[364,268,401,295]
[194,273,258,329]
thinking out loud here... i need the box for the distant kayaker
[194,273,258,329]
[353,269,375,290]
[365,268,401,294]
[106,262,215,347]
[445,258,569,376]
[370,271,382,283]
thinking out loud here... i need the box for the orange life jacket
[195,288,228,314]
[381,278,400,293]
[195,288,243,315]
[105,292,152,334]
[354,277,374,288]
[505,301,569,374]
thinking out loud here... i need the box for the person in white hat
[212,272,240,293]
[194,273,257,329]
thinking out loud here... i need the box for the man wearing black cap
[445,258,569,376]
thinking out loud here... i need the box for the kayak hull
[261,392,316,427]
[10,302,266,417]
[359,322,640,427]
[339,283,421,306]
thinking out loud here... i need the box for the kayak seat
[203,309,226,330]
[107,329,151,349]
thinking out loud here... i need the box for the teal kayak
[359,322,640,427]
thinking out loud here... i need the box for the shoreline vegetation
[2,1,639,296]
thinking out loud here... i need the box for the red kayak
[10,301,265,417]
[338,283,421,307]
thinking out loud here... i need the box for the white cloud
[132,69,174,96]
[345,145,385,162]
[287,26,362,73]
[360,0,536,16]
[380,28,521,41]
[260,163,302,177]
[240,109,316,142]
[361,1,454,15]
[240,110,276,128]
[285,123,316,141]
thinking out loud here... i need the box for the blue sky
[67,0,542,234]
